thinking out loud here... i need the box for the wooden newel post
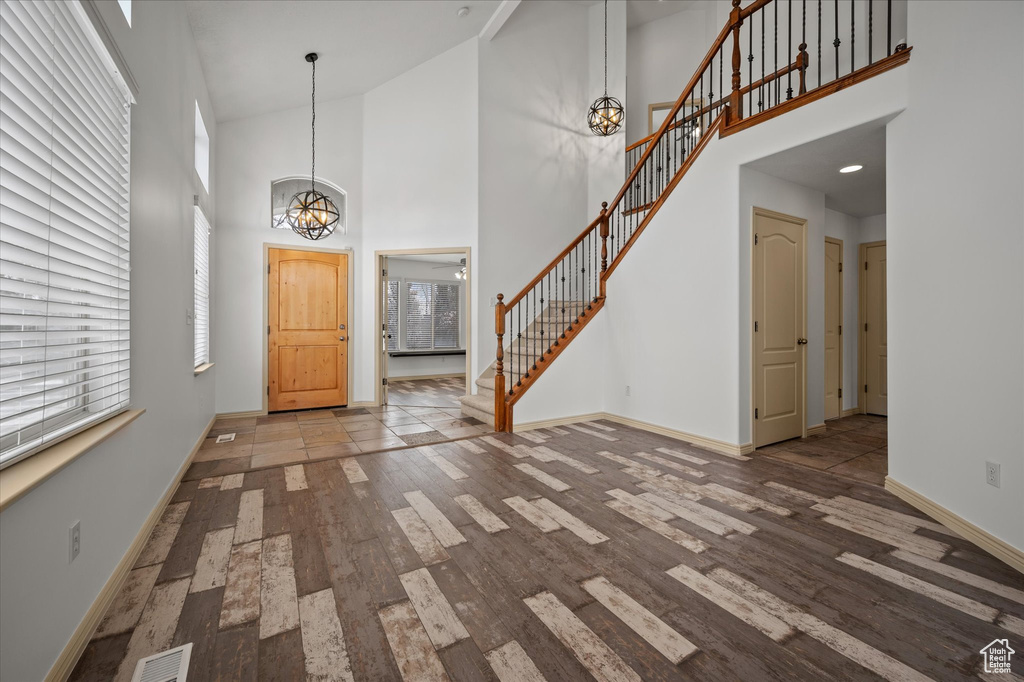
[728,0,743,124]
[494,293,506,431]
[797,42,809,95]
[598,202,609,297]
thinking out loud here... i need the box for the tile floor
[387,376,467,409]
[756,414,888,485]
[187,405,489,481]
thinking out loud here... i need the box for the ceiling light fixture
[457,6,470,17]
[588,0,623,136]
[286,53,340,240]
[839,165,863,174]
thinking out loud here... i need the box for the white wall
[626,3,714,146]
[887,1,1023,549]
[0,1,217,679]
[477,0,593,388]
[213,96,364,414]
[363,38,480,394]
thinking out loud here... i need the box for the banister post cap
[496,293,503,301]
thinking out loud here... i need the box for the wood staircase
[461,0,911,431]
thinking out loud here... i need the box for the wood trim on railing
[720,48,912,138]
[603,115,725,281]
[502,214,602,309]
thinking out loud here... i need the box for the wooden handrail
[502,213,603,309]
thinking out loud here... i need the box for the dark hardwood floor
[70,419,1023,681]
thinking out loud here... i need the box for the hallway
[756,415,888,486]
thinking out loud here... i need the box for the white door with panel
[862,242,887,415]
[824,238,843,421]
[753,210,807,448]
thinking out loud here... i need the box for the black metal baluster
[834,0,840,80]
[818,0,822,87]
[748,15,754,115]
[774,0,779,106]
[760,9,765,111]
[868,0,873,64]
[851,0,855,72]
[787,0,793,99]
[887,0,892,56]
[719,46,724,120]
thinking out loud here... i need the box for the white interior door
[824,238,843,420]
[753,210,807,448]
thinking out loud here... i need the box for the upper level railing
[493,0,910,431]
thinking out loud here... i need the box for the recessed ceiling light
[839,165,863,173]
[457,6,470,17]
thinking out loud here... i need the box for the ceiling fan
[432,257,467,280]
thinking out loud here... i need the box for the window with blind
[0,0,132,468]
[385,280,399,352]
[398,280,461,352]
[193,206,210,368]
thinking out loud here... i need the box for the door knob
[339,336,346,341]
[797,338,808,345]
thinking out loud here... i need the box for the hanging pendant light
[287,53,340,240]
[588,0,623,136]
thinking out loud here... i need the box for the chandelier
[287,53,340,240]
[588,0,623,136]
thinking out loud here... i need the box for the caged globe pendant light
[588,0,623,136]
[287,53,340,240]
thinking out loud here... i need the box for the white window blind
[193,206,210,368]
[0,0,132,468]
[405,281,432,350]
[433,283,459,349]
[385,279,399,352]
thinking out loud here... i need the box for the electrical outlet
[986,461,1001,488]
[69,521,81,563]
[625,385,631,397]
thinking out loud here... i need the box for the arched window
[270,176,347,235]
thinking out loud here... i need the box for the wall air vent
[130,643,192,682]
[215,433,235,444]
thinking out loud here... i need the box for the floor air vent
[215,433,235,443]
[130,643,192,682]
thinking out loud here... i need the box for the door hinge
[754,408,759,419]
[267,386,270,396]
[754,321,758,332]
[864,261,868,270]
[864,323,868,332]
[268,264,271,274]
[864,384,868,393]
[383,378,388,386]
[382,268,387,277]
[839,262,843,272]
[754,233,759,245]
[838,324,842,335]
[838,388,843,399]
[267,325,271,335]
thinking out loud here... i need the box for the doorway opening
[375,249,472,410]
[743,119,889,485]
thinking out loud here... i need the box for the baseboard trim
[840,407,860,418]
[46,416,217,682]
[885,476,1024,574]
[215,409,266,419]
[388,373,465,382]
[517,411,752,458]
[806,423,827,437]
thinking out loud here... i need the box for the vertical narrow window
[0,0,132,468]
[433,283,460,349]
[193,206,211,368]
[385,280,399,351]
[195,102,210,193]
[405,282,433,350]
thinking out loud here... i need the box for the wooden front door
[861,241,887,415]
[753,209,806,448]
[824,237,843,420]
[268,248,348,411]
